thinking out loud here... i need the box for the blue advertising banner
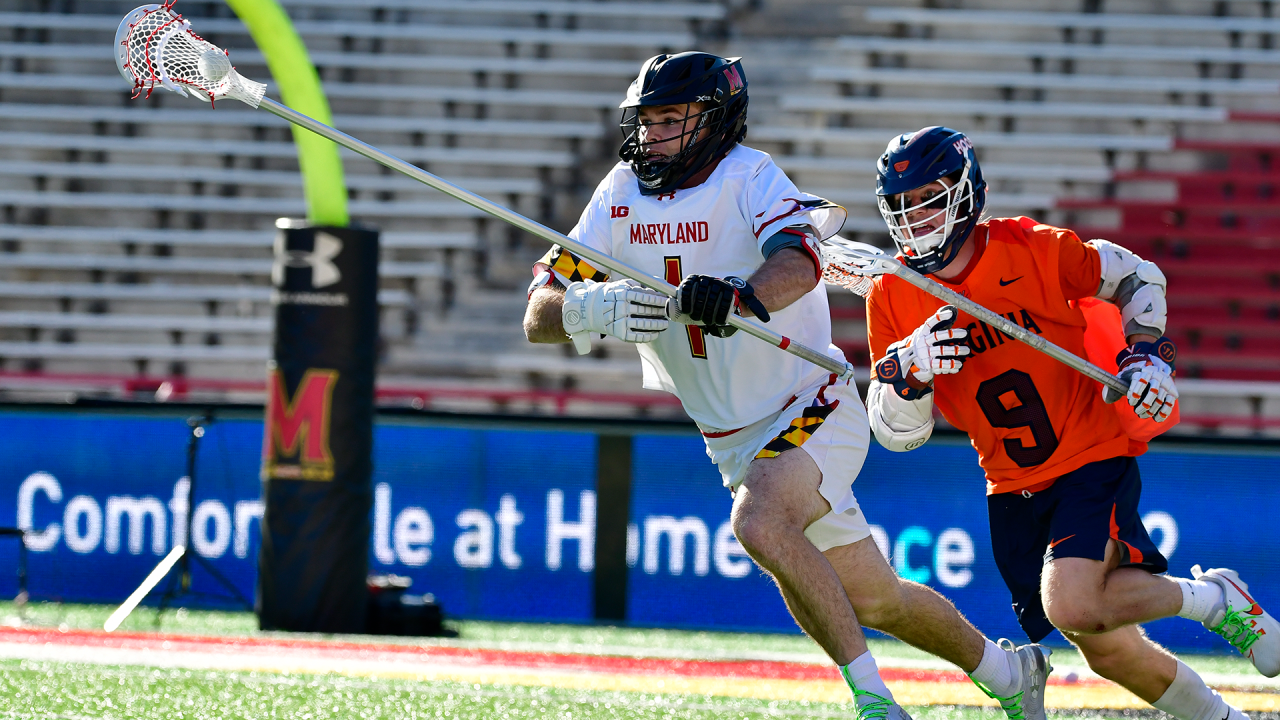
[1,406,1277,653]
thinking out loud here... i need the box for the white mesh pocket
[116,3,265,108]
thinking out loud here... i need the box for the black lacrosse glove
[676,275,771,339]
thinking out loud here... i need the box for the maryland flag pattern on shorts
[755,401,839,459]
[539,245,610,284]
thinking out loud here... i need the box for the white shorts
[700,377,873,552]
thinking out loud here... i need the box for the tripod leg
[191,554,253,611]
[155,565,182,627]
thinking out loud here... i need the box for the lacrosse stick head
[819,236,900,298]
[115,3,266,108]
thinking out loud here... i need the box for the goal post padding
[225,0,348,227]
[257,223,379,632]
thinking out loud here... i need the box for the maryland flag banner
[540,245,610,284]
[258,222,379,633]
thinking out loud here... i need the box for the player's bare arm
[524,284,569,344]
[743,247,819,315]
[673,235,823,337]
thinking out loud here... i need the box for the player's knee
[846,588,908,631]
[1043,592,1107,635]
[730,503,777,563]
[1075,642,1130,681]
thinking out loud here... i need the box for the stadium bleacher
[0,0,724,398]
[745,0,1280,434]
[0,0,1276,433]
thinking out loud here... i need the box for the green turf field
[0,602,1268,720]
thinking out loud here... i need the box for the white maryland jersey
[536,145,848,430]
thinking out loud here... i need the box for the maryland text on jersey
[629,221,711,245]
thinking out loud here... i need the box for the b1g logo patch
[610,205,629,218]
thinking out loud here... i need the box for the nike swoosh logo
[999,276,1023,286]
[1225,576,1266,616]
[1049,534,1076,549]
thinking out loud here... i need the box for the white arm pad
[867,380,935,452]
[1087,238,1168,337]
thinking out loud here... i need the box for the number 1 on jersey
[664,256,707,359]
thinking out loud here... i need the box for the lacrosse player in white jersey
[523,52,1049,720]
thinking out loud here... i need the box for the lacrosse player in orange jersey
[865,126,1280,720]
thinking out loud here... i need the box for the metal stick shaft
[256,97,853,380]
[883,261,1128,395]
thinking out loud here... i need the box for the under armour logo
[656,191,677,201]
[272,232,342,289]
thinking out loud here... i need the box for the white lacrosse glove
[562,279,669,355]
[1105,337,1179,422]
[876,306,971,391]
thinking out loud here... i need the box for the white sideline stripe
[104,546,184,632]
[0,641,615,680]
[0,639,1274,691]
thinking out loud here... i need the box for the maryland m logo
[261,368,339,481]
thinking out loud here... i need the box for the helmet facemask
[877,162,976,267]
[619,102,731,194]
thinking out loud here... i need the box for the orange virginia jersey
[866,216,1145,495]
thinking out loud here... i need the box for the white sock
[841,651,894,703]
[969,638,1018,697]
[1153,659,1242,720]
[1176,577,1224,623]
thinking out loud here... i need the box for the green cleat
[853,689,915,720]
[972,640,1052,720]
[1194,565,1280,677]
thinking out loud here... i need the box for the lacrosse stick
[820,236,1129,396]
[114,3,855,381]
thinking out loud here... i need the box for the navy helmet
[875,126,986,275]
[618,52,748,196]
